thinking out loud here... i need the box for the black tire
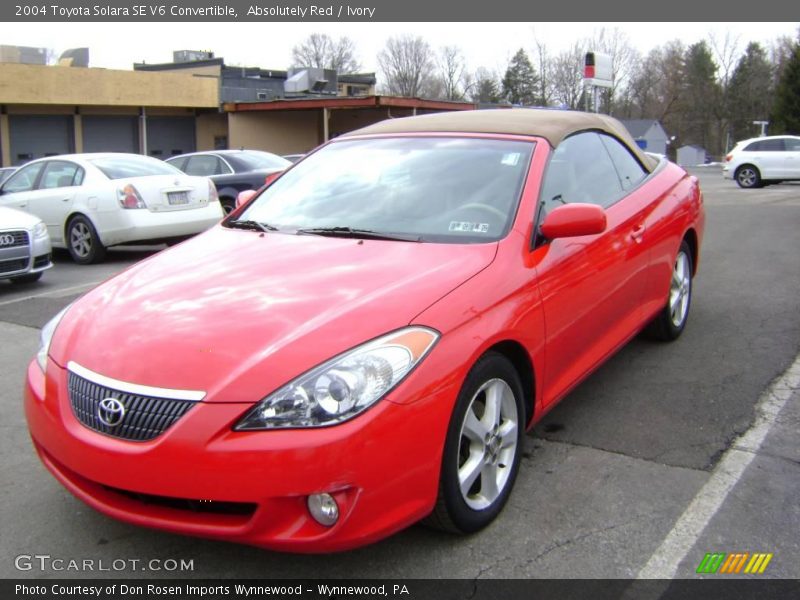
[646,240,693,341]
[735,164,762,189]
[66,215,106,265]
[427,352,525,534]
[10,272,43,284]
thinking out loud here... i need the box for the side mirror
[235,189,257,209]
[539,203,607,239]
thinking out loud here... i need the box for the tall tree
[471,68,502,104]
[771,39,800,134]
[727,42,774,141]
[549,42,586,109]
[378,35,436,97]
[502,48,539,105]
[291,33,361,73]
[681,41,723,152]
[437,46,467,101]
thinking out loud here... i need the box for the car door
[0,161,46,213]
[26,160,84,243]
[746,138,785,178]
[531,132,654,408]
[782,138,800,178]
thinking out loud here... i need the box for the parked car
[0,153,224,264]
[723,135,800,188]
[25,109,705,552]
[0,206,53,283]
[0,167,17,185]
[166,150,291,214]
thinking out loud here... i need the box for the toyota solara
[25,110,705,552]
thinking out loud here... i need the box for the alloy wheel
[669,250,691,328]
[457,378,519,510]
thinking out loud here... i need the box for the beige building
[0,55,476,167]
[0,62,219,166]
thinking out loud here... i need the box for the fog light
[307,493,339,527]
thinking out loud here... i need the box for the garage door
[8,115,73,165]
[83,116,139,153]
[146,117,196,159]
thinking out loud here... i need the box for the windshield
[232,151,292,171]
[236,137,534,243]
[90,156,183,179]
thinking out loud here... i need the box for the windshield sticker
[501,153,521,166]
[449,222,490,233]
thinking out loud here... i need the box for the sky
[0,22,797,76]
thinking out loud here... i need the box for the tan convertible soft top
[343,108,657,172]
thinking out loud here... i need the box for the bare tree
[531,31,552,106]
[708,29,742,90]
[470,68,502,104]
[437,46,467,101]
[549,42,585,109]
[291,33,361,73]
[378,35,436,97]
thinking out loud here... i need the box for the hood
[0,206,42,229]
[51,226,497,402]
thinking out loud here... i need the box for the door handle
[630,224,645,242]
[62,197,71,202]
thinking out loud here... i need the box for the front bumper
[0,226,52,280]
[25,359,455,552]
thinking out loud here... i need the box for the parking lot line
[635,353,800,579]
[0,281,103,308]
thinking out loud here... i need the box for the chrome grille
[0,230,29,248]
[68,370,197,442]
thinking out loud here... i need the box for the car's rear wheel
[427,353,524,534]
[9,272,42,284]
[646,240,693,341]
[67,215,106,265]
[735,165,762,188]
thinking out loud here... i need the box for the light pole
[753,121,769,137]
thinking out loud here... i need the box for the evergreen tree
[681,41,723,152]
[472,68,502,103]
[771,40,800,134]
[501,49,539,106]
[727,43,774,142]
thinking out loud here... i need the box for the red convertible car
[25,109,704,552]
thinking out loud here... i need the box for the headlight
[235,327,439,430]
[37,306,71,373]
[33,221,48,239]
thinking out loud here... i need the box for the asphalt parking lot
[1,168,798,580]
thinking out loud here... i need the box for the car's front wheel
[428,353,524,533]
[735,165,762,188]
[646,240,693,341]
[67,215,106,264]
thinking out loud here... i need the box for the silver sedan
[0,206,53,284]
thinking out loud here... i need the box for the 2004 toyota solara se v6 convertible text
[25,110,705,552]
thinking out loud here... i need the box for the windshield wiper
[226,219,279,233]
[296,227,422,242]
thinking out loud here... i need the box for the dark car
[167,150,291,214]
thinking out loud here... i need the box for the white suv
[724,135,800,188]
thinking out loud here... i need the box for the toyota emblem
[97,397,126,428]
[0,234,15,247]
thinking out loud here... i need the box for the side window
[538,132,622,217]
[185,155,223,176]
[40,161,83,189]
[1,162,44,193]
[760,139,784,151]
[599,134,647,192]
[167,157,187,171]
[744,141,762,152]
[782,138,800,151]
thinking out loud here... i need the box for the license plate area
[167,191,190,206]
